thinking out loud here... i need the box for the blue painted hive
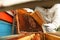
[0,20,12,37]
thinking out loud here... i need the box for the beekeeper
[35,4,60,33]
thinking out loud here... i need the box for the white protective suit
[0,0,35,7]
[35,4,60,32]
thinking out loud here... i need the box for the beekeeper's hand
[43,23,56,33]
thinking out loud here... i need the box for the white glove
[43,23,56,33]
[43,4,60,33]
[24,8,34,13]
